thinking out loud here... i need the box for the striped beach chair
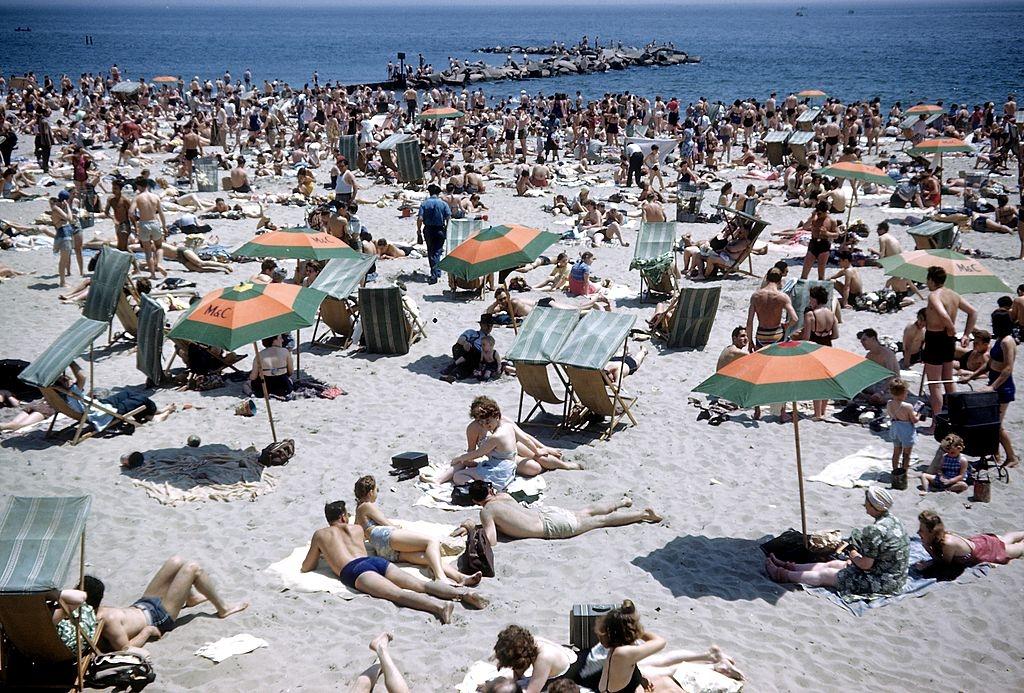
[631,221,678,300]
[395,140,425,184]
[445,218,486,295]
[82,246,132,323]
[907,220,959,250]
[338,135,358,171]
[358,286,426,355]
[506,307,580,425]
[136,294,166,385]
[784,279,836,339]
[656,286,721,350]
[310,254,377,347]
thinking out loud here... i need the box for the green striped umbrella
[693,341,893,539]
[233,227,364,261]
[436,224,561,282]
[880,248,1010,294]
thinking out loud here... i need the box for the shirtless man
[800,202,838,280]
[923,266,977,429]
[250,259,278,285]
[829,251,862,307]
[181,126,202,180]
[302,501,487,623]
[228,157,251,193]
[747,267,798,351]
[529,157,550,188]
[455,481,660,546]
[104,180,134,251]
[872,221,902,259]
[464,164,486,194]
[1011,285,1024,335]
[642,193,667,222]
[81,556,247,651]
[901,308,927,368]
[717,327,748,370]
[129,179,168,278]
[822,117,841,163]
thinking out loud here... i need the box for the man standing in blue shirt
[417,184,452,284]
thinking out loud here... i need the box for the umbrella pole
[88,344,94,397]
[792,400,809,547]
[253,342,278,443]
[295,328,301,373]
[503,282,519,334]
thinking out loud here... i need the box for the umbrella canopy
[167,282,326,351]
[797,89,826,97]
[880,249,1011,294]
[418,107,465,120]
[906,138,972,156]
[694,341,893,408]
[437,224,560,282]
[906,104,944,114]
[152,75,179,84]
[233,227,363,261]
[815,161,893,187]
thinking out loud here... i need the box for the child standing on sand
[919,434,970,494]
[886,379,918,486]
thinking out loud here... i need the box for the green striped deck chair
[631,221,678,300]
[445,219,486,294]
[358,286,425,355]
[136,294,166,385]
[396,140,425,184]
[553,311,638,440]
[0,496,101,691]
[82,246,131,323]
[506,307,579,425]
[716,206,769,277]
[310,255,376,345]
[338,135,358,171]
[907,220,958,250]
[659,286,721,349]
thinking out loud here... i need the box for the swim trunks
[132,596,176,634]
[540,506,580,540]
[367,526,399,561]
[755,324,785,348]
[184,148,199,160]
[807,237,831,256]
[339,555,390,590]
[138,219,163,243]
[923,329,955,366]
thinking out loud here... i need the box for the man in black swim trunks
[301,501,487,624]
[83,555,248,650]
[923,266,977,430]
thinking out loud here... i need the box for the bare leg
[997,532,1024,560]
[355,571,452,623]
[764,557,840,586]
[388,532,451,585]
[383,565,488,610]
[0,411,46,431]
[575,506,661,534]
[800,252,814,280]
[347,664,380,693]
[371,633,410,693]
[144,556,248,619]
[924,364,944,430]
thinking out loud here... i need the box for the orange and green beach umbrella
[419,107,465,120]
[906,137,973,157]
[437,224,560,282]
[816,161,893,187]
[906,104,944,115]
[693,341,893,539]
[152,75,179,84]
[797,89,826,98]
[233,227,364,261]
[167,282,326,352]
[880,249,1010,294]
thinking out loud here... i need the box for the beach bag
[259,438,294,466]
[86,651,156,691]
[450,484,474,506]
[458,525,495,578]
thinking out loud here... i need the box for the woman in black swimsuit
[803,286,838,419]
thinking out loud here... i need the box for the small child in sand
[474,334,502,381]
[919,434,970,494]
[886,379,918,482]
[534,253,571,291]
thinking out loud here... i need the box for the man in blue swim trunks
[302,501,488,623]
[82,555,249,651]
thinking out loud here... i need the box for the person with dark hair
[441,314,494,382]
[803,285,838,418]
[492,624,575,692]
[746,267,798,351]
[1012,285,1024,333]
[800,201,838,280]
[417,183,451,282]
[923,266,977,431]
[716,327,748,370]
[829,251,862,308]
[961,308,1017,466]
[248,334,293,397]
[916,511,1024,569]
[301,500,488,623]
[901,308,928,368]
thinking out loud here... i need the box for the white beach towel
[456,651,585,693]
[415,466,546,511]
[194,634,268,663]
[673,662,744,693]
[807,446,917,488]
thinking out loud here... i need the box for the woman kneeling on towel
[765,488,910,597]
[916,510,1024,569]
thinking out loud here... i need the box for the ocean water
[1,2,1022,107]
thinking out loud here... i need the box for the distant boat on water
[14,27,31,32]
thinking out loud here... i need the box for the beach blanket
[802,538,990,616]
[673,663,744,693]
[124,446,278,506]
[265,520,463,598]
[195,634,268,663]
[807,447,920,488]
[415,466,547,511]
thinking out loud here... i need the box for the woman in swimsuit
[493,625,576,693]
[464,396,579,479]
[800,201,837,280]
[353,476,481,586]
[249,334,293,398]
[916,511,1024,569]
[802,286,838,419]
[961,309,1017,466]
[443,397,519,490]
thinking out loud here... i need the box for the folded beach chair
[19,318,148,445]
[506,307,579,425]
[655,286,722,349]
[445,218,486,295]
[786,131,816,166]
[553,311,638,440]
[907,220,959,250]
[395,140,425,185]
[136,294,166,385]
[338,135,358,171]
[358,286,426,355]
[0,496,101,692]
[81,246,132,323]
[310,254,376,347]
[630,221,678,301]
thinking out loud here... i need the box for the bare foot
[1004,457,1020,469]
[641,508,662,523]
[460,592,489,610]
[437,602,455,624]
[369,632,393,654]
[764,558,788,583]
[459,572,483,587]
[216,602,249,618]
[619,495,633,509]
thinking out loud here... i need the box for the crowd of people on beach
[1,51,1023,690]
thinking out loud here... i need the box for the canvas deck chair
[396,140,425,185]
[338,135,358,171]
[631,221,678,300]
[786,131,816,166]
[165,339,246,386]
[553,311,638,440]
[19,318,148,445]
[0,496,101,692]
[136,294,166,385]
[907,219,959,250]
[310,254,376,347]
[358,286,426,355]
[762,130,790,166]
[655,286,722,349]
[713,206,770,277]
[506,307,579,425]
[82,246,132,324]
[444,218,486,295]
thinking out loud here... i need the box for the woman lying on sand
[916,510,1024,568]
[354,475,482,587]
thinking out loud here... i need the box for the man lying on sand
[454,480,661,546]
[302,501,488,623]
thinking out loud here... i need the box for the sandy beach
[2,100,1023,693]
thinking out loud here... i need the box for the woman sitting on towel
[492,624,576,693]
[574,600,744,691]
[765,488,910,597]
[439,397,519,490]
[465,396,580,477]
[916,510,1024,569]
[249,334,294,398]
[353,475,482,587]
